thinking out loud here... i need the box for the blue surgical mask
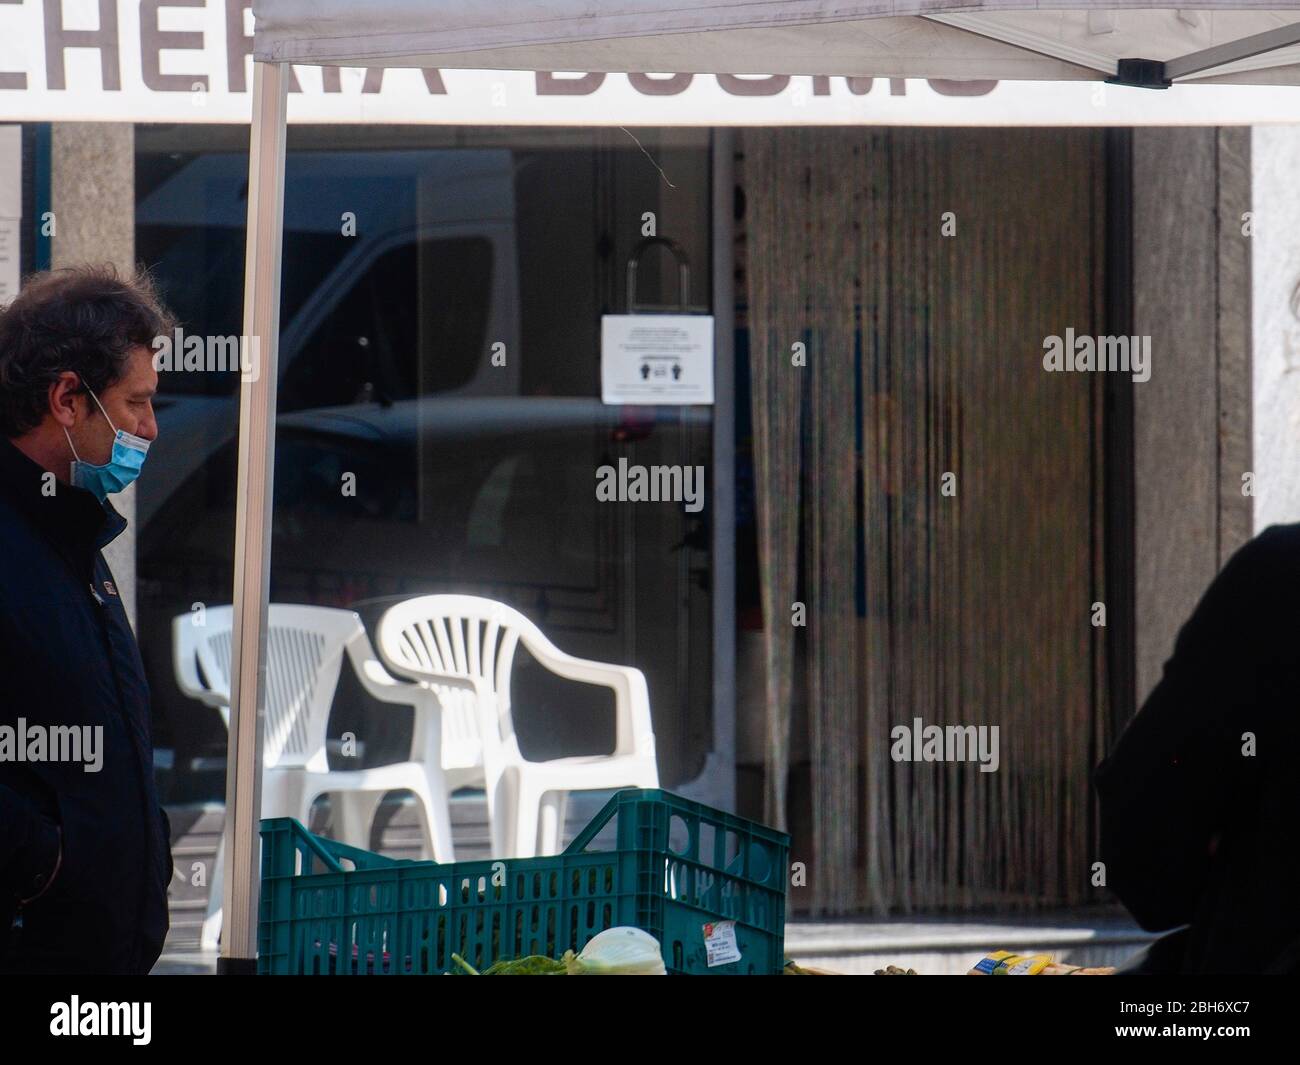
[63,386,150,502]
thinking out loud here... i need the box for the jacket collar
[0,438,127,572]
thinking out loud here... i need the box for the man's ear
[49,371,83,429]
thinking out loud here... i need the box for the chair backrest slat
[173,604,364,769]
[449,614,468,676]
[378,595,543,751]
[481,619,500,682]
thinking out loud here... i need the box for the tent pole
[219,59,287,974]
[1164,21,1300,81]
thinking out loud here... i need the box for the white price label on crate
[703,920,742,967]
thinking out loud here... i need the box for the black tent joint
[1108,58,1171,90]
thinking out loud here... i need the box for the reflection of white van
[136,149,521,527]
[135,135,718,802]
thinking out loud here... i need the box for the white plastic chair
[376,594,659,859]
[172,604,455,950]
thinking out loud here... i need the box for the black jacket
[0,438,172,973]
[1095,524,1300,973]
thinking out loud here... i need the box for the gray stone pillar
[1132,127,1252,705]
[1251,126,1300,534]
[50,123,137,628]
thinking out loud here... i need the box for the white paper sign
[601,313,714,405]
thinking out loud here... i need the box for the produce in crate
[563,927,666,975]
[783,958,842,975]
[450,954,566,975]
[967,950,1115,975]
[448,929,665,975]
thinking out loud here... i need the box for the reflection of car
[138,397,711,801]
[135,148,521,531]
[135,139,716,803]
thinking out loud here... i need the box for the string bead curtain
[745,126,1108,915]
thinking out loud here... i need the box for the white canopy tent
[223,1,1300,970]
[253,3,1300,86]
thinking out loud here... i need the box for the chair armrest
[363,639,494,706]
[348,641,427,706]
[353,631,504,766]
[171,615,231,711]
[520,640,655,758]
[193,689,232,711]
[176,678,230,713]
[346,633,445,767]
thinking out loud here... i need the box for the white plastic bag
[563,927,667,975]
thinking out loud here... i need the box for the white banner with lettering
[1,1,1299,125]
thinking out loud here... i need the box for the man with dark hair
[0,264,175,974]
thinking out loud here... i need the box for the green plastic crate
[257,788,789,975]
